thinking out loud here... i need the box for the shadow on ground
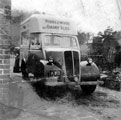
[31,82,120,109]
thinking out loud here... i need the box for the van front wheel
[81,85,96,95]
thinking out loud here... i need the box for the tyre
[81,85,96,95]
[21,60,28,79]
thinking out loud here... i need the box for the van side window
[21,31,29,46]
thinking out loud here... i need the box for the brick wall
[0,0,11,101]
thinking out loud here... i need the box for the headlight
[87,58,93,64]
[48,56,54,63]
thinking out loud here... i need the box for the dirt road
[0,72,121,120]
[0,58,120,120]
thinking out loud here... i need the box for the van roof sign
[21,14,77,35]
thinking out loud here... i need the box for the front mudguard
[40,60,64,81]
[80,61,100,82]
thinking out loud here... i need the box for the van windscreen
[44,35,77,48]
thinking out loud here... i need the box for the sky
[12,0,121,34]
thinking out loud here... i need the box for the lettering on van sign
[45,19,70,25]
[42,19,70,31]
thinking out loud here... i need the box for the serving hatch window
[30,33,40,45]
[44,35,78,48]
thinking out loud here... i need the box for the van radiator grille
[64,51,79,81]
